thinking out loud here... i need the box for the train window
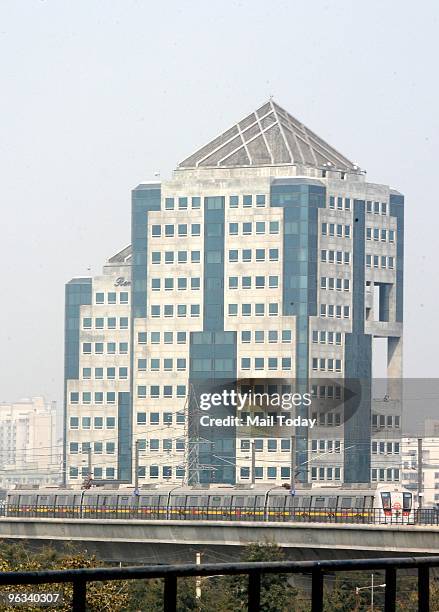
[328,497,337,508]
[340,497,352,508]
[173,496,186,506]
[364,496,374,509]
[86,496,98,505]
[38,495,50,505]
[98,496,108,506]
[270,496,285,509]
[210,496,222,507]
[313,497,325,508]
[20,495,32,505]
[381,492,391,510]
[139,496,150,506]
[355,497,364,509]
[403,493,412,511]
[301,496,311,508]
[233,496,245,507]
[56,496,68,505]
[119,496,131,506]
[223,496,232,507]
[106,496,117,506]
[246,496,256,509]
[9,495,19,504]
[200,496,208,506]
[150,497,160,507]
[255,496,265,508]
[73,496,81,506]
[188,496,199,506]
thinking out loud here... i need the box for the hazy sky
[1,0,438,407]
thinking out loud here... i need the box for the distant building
[401,437,439,507]
[64,100,404,487]
[0,397,61,488]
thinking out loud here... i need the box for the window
[229,222,238,235]
[255,330,264,343]
[229,195,239,208]
[282,357,292,370]
[269,276,278,289]
[267,467,277,479]
[178,251,188,264]
[164,278,174,291]
[256,249,265,262]
[82,368,91,379]
[165,251,174,264]
[152,225,161,237]
[70,392,79,404]
[95,292,104,304]
[269,303,278,316]
[94,392,103,404]
[82,343,92,354]
[120,317,128,329]
[229,250,238,263]
[151,252,161,264]
[243,222,252,235]
[191,223,200,236]
[255,303,265,316]
[269,249,279,261]
[243,276,252,289]
[243,195,252,207]
[177,332,186,344]
[107,317,116,329]
[243,249,252,262]
[241,331,251,343]
[192,250,201,263]
[94,417,103,430]
[242,303,251,316]
[165,197,174,210]
[83,317,92,329]
[151,278,160,291]
[137,413,147,425]
[241,358,250,370]
[178,197,188,210]
[269,220,279,234]
[82,417,91,429]
[268,330,278,343]
[192,196,201,209]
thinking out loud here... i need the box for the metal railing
[1,504,436,524]
[0,555,437,611]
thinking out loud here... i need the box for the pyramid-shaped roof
[178,100,359,172]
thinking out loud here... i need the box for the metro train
[5,484,414,523]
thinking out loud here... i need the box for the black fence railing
[0,555,437,611]
[1,504,436,524]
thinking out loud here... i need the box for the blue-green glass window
[163,439,172,451]
[337,197,343,210]
[345,198,351,210]
[242,276,252,289]
[374,201,380,214]
[164,304,174,317]
[94,467,103,478]
[242,304,251,316]
[269,221,279,234]
[147,332,158,344]
[138,359,147,371]
[255,358,264,370]
[164,331,173,343]
[165,197,174,210]
[255,276,265,289]
[107,317,116,329]
[82,317,92,329]
[282,330,292,343]
[95,343,103,354]
[164,251,173,264]
[256,194,265,207]
[119,367,128,379]
[255,331,264,343]
[269,276,278,289]
[164,359,173,371]
[95,392,103,404]
[243,195,252,207]
[229,222,238,235]
[177,358,186,371]
[381,202,387,215]
[165,224,174,237]
[178,197,188,210]
[177,385,186,397]
[106,389,116,405]
[191,277,200,290]
[96,292,104,304]
[192,197,201,209]
[152,252,161,264]
[178,224,187,236]
[243,249,251,262]
[269,249,278,261]
[82,368,91,379]
[137,386,147,398]
[69,467,78,477]
[241,331,251,343]
[241,358,250,370]
[108,292,116,304]
[176,413,185,425]
[177,332,186,344]
[256,222,265,234]
[70,392,79,404]
[281,439,290,452]
[176,439,185,451]
[163,386,172,398]
[229,250,238,262]
[255,467,263,479]
[164,278,174,291]
[107,367,115,379]
[151,385,160,398]
[163,466,172,477]
[151,278,160,291]
[268,330,278,343]
[229,195,239,208]
[282,357,292,370]
[229,277,238,290]
[70,417,79,429]
[137,439,146,451]
[149,466,159,478]
[138,332,147,344]
[177,304,187,317]
[255,439,263,451]
[178,278,187,290]
[70,442,79,454]
[255,303,264,316]
[206,250,222,263]
[106,442,115,453]
[191,251,200,263]
[228,304,238,316]
[106,467,115,478]
[268,439,277,451]
[329,196,335,209]
[207,223,223,237]
[281,467,290,479]
[190,304,200,317]
[150,439,159,451]
[256,249,265,262]
[151,305,160,317]
[82,342,92,354]
[243,222,252,235]
[120,317,128,329]
[95,367,103,379]
[178,251,187,263]
[191,223,200,236]
[267,467,277,479]
[269,303,278,316]
[137,413,147,425]
[240,467,250,479]
[152,225,161,237]
[82,417,91,429]
[206,197,223,210]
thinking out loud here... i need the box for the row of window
[241,330,292,343]
[239,439,291,452]
[70,466,117,479]
[82,343,128,355]
[371,468,400,482]
[372,414,401,428]
[136,412,185,425]
[311,440,342,453]
[372,441,400,455]
[150,304,200,318]
[151,251,201,264]
[163,194,267,210]
[164,196,200,210]
[365,254,395,269]
[366,227,395,242]
[71,387,128,404]
[138,331,187,345]
[365,201,388,215]
[137,386,187,399]
[228,248,279,263]
[138,358,186,372]
[311,412,343,427]
[140,439,185,452]
[321,223,351,238]
[229,276,279,290]
[95,291,129,305]
[240,466,292,480]
[70,441,116,454]
[319,304,350,318]
[310,386,343,400]
[310,466,342,481]
[241,357,292,371]
[312,331,343,345]
[320,277,350,292]
[228,221,280,235]
[328,196,351,211]
[70,416,116,429]
[228,194,266,208]
[320,250,351,265]
[82,317,129,330]
[151,277,200,291]
[228,303,280,317]
[151,223,201,238]
[311,358,343,373]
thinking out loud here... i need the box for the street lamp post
[355,574,386,611]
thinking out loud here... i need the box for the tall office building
[64,100,404,487]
